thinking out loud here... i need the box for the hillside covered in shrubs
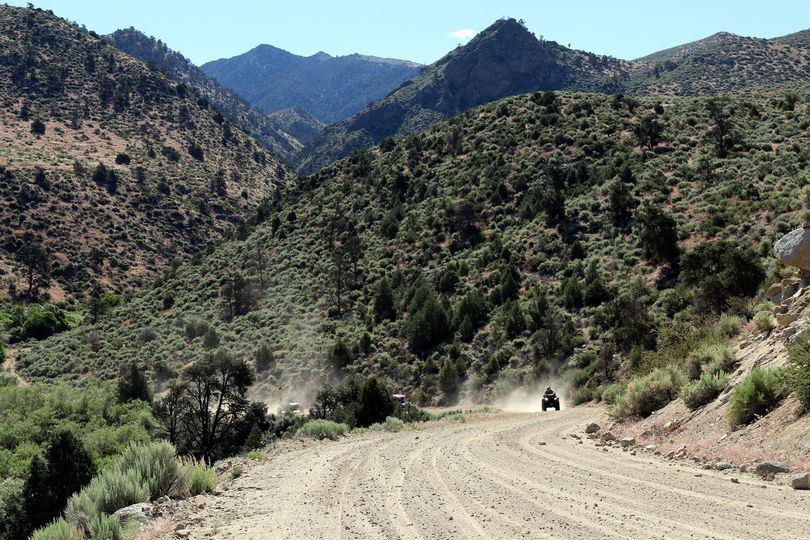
[0,5,291,302]
[15,87,810,414]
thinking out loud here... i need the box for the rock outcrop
[774,228,810,271]
[791,472,810,490]
[113,502,153,527]
[754,461,789,477]
[769,228,810,340]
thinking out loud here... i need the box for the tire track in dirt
[182,408,810,539]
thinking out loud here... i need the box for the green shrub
[391,403,431,423]
[0,478,25,540]
[246,450,265,461]
[66,468,147,520]
[681,372,729,410]
[181,457,218,496]
[31,519,84,540]
[32,514,121,540]
[787,332,810,413]
[715,315,743,338]
[297,420,349,440]
[611,367,685,419]
[0,371,17,387]
[685,343,736,380]
[230,466,243,480]
[572,386,599,405]
[0,381,153,481]
[116,442,184,499]
[600,382,626,404]
[369,416,404,432]
[728,367,788,428]
[753,311,775,335]
[89,514,122,540]
[704,351,737,376]
[6,304,70,342]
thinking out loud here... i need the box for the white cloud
[449,28,476,41]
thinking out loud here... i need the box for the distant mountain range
[106,28,307,161]
[10,8,810,188]
[297,18,810,174]
[201,45,423,124]
[105,18,810,176]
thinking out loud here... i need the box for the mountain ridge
[201,43,422,124]
[297,19,810,174]
[296,18,629,174]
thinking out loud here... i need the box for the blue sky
[6,1,810,65]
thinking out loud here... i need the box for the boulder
[619,436,636,448]
[663,419,681,431]
[766,283,782,302]
[790,473,810,490]
[782,276,801,287]
[585,422,600,434]
[774,228,810,271]
[714,462,732,471]
[775,312,800,327]
[780,277,801,301]
[754,461,790,477]
[601,431,617,442]
[112,502,152,527]
[784,322,808,344]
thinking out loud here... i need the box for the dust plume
[493,378,569,413]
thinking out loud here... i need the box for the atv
[541,391,560,411]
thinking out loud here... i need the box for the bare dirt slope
[177,408,810,539]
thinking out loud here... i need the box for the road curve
[182,407,810,539]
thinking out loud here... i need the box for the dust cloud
[493,378,569,413]
[253,379,321,415]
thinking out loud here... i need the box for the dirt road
[180,407,810,539]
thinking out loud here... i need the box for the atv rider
[544,386,556,398]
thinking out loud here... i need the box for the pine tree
[21,455,50,534]
[562,277,584,309]
[438,360,461,397]
[407,291,450,353]
[329,338,353,370]
[502,300,527,339]
[255,343,274,373]
[583,261,610,306]
[372,277,395,321]
[23,432,96,534]
[117,361,152,403]
[607,178,636,229]
[357,376,394,427]
[636,205,680,266]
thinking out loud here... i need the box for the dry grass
[135,516,173,540]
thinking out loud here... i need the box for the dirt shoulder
[159,407,810,539]
[613,327,810,472]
